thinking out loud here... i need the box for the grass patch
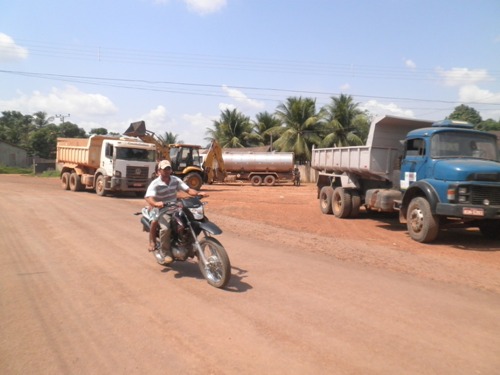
[0,165,32,174]
[0,166,59,177]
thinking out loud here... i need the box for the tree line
[1,94,498,161]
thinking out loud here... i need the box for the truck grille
[470,186,500,206]
[126,166,149,182]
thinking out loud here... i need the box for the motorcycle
[138,196,231,289]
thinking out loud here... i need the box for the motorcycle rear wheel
[198,237,231,288]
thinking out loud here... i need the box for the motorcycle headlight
[189,206,204,220]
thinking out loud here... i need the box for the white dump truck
[312,115,500,242]
[57,135,157,196]
[220,152,295,186]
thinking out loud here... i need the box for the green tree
[0,111,33,147]
[58,122,86,138]
[90,127,108,135]
[158,131,182,145]
[253,111,280,148]
[448,104,482,126]
[28,124,59,158]
[477,118,500,131]
[271,97,322,162]
[319,94,365,147]
[206,108,260,148]
[32,111,54,129]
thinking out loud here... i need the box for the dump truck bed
[57,136,116,169]
[311,116,434,181]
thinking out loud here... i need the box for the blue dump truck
[312,115,500,243]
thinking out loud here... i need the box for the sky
[1,0,500,146]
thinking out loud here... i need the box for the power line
[2,69,499,109]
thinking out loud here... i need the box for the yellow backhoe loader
[124,121,204,190]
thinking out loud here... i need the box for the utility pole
[55,113,70,123]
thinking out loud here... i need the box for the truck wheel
[183,173,203,191]
[319,186,333,214]
[264,175,276,186]
[69,172,84,192]
[250,175,262,186]
[332,187,352,218]
[407,197,439,243]
[95,175,107,196]
[61,172,70,190]
[478,221,500,240]
[350,190,361,218]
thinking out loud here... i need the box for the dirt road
[1,175,499,374]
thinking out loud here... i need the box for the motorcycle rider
[145,159,207,264]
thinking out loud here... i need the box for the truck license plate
[463,207,484,216]
[133,183,143,187]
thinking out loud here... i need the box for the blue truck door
[400,137,428,189]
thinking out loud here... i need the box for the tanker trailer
[222,152,295,186]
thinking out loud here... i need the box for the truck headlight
[457,186,470,203]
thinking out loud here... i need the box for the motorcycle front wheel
[197,237,231,288]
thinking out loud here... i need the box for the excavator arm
[204,140,226,183]
[124,121,170,160]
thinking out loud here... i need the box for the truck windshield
[116,147,156,162]
[430,131,498,161]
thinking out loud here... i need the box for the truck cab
[399,120,500,241]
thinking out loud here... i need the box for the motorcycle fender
[193,220,222,235]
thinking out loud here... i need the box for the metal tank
[222,152,294,173]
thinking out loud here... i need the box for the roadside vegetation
[1,96,498,164]
[0,165,59,177]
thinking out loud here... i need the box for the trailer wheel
[69,172,84,192]
[264,175,276,186]
[183,172,203,191]
[61,172,70,190]
[478,221,500,240]
[407,197,439,243]
[95,175,107,196]
[319,186,333,214]
[332,187,352,218]
[250,175,262,186]
[350,190,361,218]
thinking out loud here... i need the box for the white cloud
[457,85,500,120]
[405,59,416,69]
[184,0,227,15]
[0,33,28,62]
[437,67,492,87]
[340,83,350,91]
[361,100,414,118]
[0,85,117,117]
[221,85,265,110]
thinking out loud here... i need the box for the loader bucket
[124,121,146,137]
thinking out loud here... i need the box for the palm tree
[158,131,182,145]
[253,111,280,149]
[206,108,260,148]
[271,97,322,162]
[319,94,366,147]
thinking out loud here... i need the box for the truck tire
[332,187,352,218]
[95,175,107,196]
[183,172,203,191]
[250,175,262,186]
[350,190,361,218]
[478,221,500,240]
[69,172,84,192]
[264,175,276,186]
[407,197,439,243]
[319,186,333,214]
[61,172,70,190]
